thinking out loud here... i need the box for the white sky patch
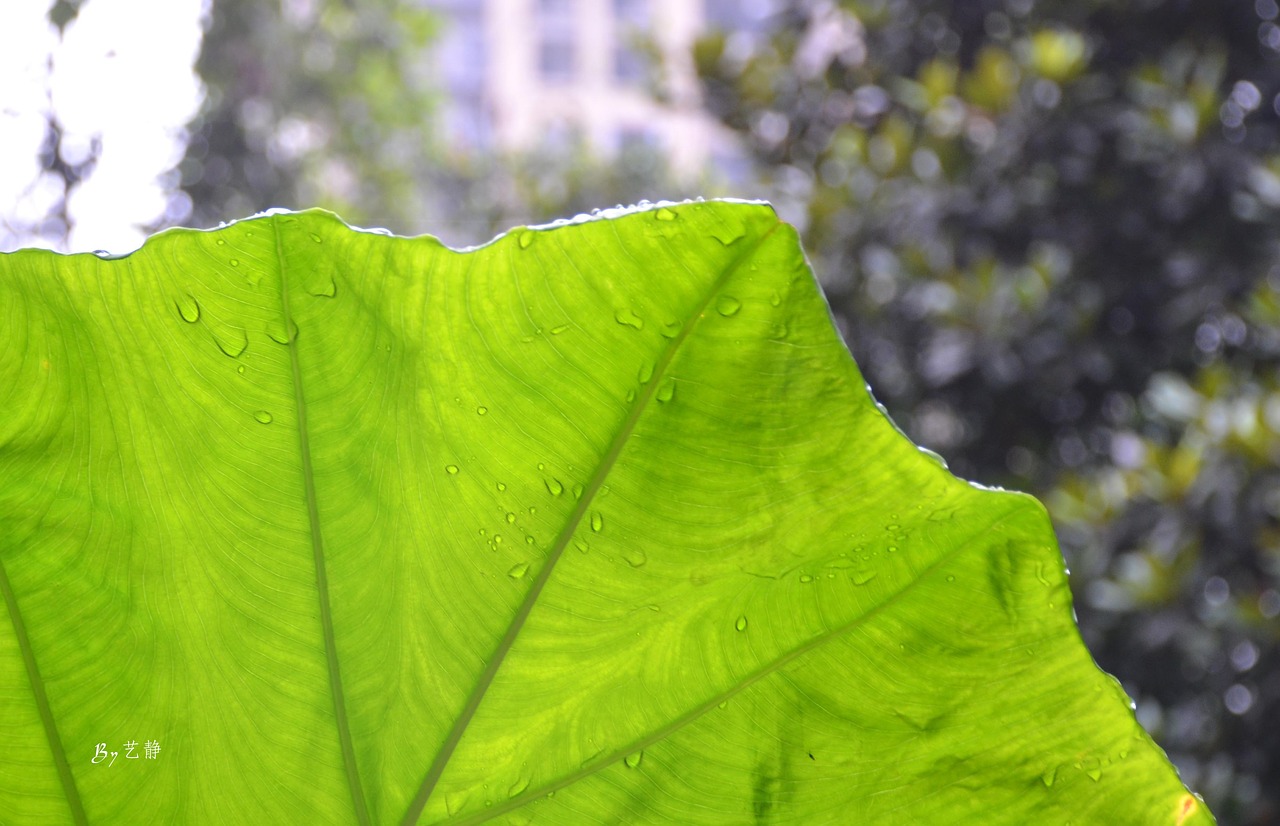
[0,0,206,253]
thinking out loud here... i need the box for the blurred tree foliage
[177,0,441,233]
[695,1,1280,822]
[174,0,694,247]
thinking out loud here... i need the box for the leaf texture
[0,202,1210,824]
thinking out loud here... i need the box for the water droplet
[591,512,603,532]
[625,389,636,402]
[237,365,246,375]
[886,524,900,531]
[656,379,675,403]
[267,319,298,344]
[508,777,530,797]
[309,233,323,243]
[624,549,647,567]
[310,276,337,298]
[647,604,660,612]
[508,562,529,579]
[176,295,200,323]
[718,700,728,710]
[614,308,644,329]
[712,225,744,246]
[253,410,273,424]
[528,506,537,515]
[493,534,504,545]
[550,324,570,335]
[497,482,507,491]
[1041,767,1057,787]
[660,320,680,338]
[505,512,516,524]
[446,464,460,475]
[852,571,878,585]
[537,462,545,471]
[888,546,898,553]
[229,258,240,267]
[946,575,955,582]
[575,540,588,553]
[445,791,469,815]
[799,574,813,583]
[572,483,584,499]
[518,230,534,249]
[655,207,677,222]
[624,751,644,769]
[715,295,742,316]
[477,405,488,415]
[636,362,656,384]
[735,615,748,632]
[215,238,226,246]
[214,327,248,358]
[524,536,535,545]
[769,290,782,307]
[545,478,564,496]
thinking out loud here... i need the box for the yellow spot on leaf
[1175,793,1198,826]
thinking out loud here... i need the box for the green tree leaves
[0,202,1207,823]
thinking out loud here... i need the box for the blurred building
[425,0,776,180]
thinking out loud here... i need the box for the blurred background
[2,0,1278,821]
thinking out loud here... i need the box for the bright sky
[0,0,206,253]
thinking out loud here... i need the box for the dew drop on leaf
[229,258,240,267]
[253,410,273,424]
[550,324,570,335]
[445,791,469,815]
[735,615,748,632]
[575,540,588,554]
[237,365,246,375]
[176,295,200,323]
[716,295,742,316]
[508,562,529,579]
[769,290,782,307]
[518,230,534,249]
[311,276,337,298]
[852,571,878,585]
[624,751,644,769]
[572,483,584,499]
[493,534,503,545]
[656,379,676,403]
[591,512,603,532]
[215,238,226,246]
[946,575,955,582]
[267,319,298,345]
[624,549,647,567]
[446,464,460,475]
[477,406,488,415]
[309,233,322,243]
[655,207,677,222]
[508,777,530,797]
[545,478,564,496]
[614,308,644,329]
[214,327,248,358]
[800,574,813,583]
[497,482,507,491]
[638,362,654,384]
[660,319,680,338]
[506,512,516,524]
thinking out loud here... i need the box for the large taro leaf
[0,201,1209,825]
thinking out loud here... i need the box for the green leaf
[0,202,1209,824]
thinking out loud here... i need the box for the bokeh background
[3,1,1278,822]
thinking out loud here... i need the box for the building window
[539,38,576,82]
[612,0,648,84]
[538,0,576,83]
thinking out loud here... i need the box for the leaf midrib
[399,217,785,826]
[444,503,1023,826]
[274,217,371,826]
